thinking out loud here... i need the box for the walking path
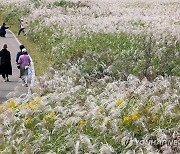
[0,30,33,103]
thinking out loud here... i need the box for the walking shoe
[6,78,9,82]
[22,78,25,82]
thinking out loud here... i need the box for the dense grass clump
[51,0,89,8]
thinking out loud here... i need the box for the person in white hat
[18,19,27,36]
[18,48,31,87]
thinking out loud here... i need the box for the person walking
[18,48,31,87]
[18,19,26,36]
[0,23,10,37]
[16,44,25,78]
[0,44,12,82]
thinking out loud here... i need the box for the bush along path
[0,30,35,103]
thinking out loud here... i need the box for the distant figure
[16,44,26,78]
[18,19,27,36]
[0,23,10,37]
[18,48,31,87]
[0,44,12,82]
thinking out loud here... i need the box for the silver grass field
[0,0,179,153]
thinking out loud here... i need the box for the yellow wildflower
[7,99,15,109]
[35,97,42,103]
[21,101,38,110]
[31,104,38,110]
[25,117,33,125]
[123,115,131,123]
[79,120,86,127]
[49,111,55,117]
[21,103,27,109]
[116,98,123,107]
[123,112,140,124]
[98,109,104,114]
[43,115,50,122]
[152,115,158,122]
[43,112,56,122]
[29,100,34,106]
[29,101,38,110]
[131,112,140,121]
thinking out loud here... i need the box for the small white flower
[99,144,114,154]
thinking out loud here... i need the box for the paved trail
[0,30,28,102]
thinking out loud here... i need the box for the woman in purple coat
[18,48,31,87]
[0,44,12,82]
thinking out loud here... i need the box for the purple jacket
[18,54,31,67]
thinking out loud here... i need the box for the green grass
[51,32,179,80]
[51,0,89,8]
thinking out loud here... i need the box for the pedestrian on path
[18,19,27,36]
[0,23,10,37]
[16,44,25,78]
[18,48,31,87]
[0,44,12,82]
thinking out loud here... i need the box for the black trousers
[18,28,25,36]
[0,31,6,37]
[2,74,8,79]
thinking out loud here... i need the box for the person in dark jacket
[0,44,12,82]
[16,44,25,78]
[0,23,10,37]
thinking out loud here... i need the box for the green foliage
[1,5,30,25]
[131,20,146,27]
[53,33,135,77]
[51,0,88,8]
[28,23,54,51]
[30,0,43,8]
[51,32,179,80]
